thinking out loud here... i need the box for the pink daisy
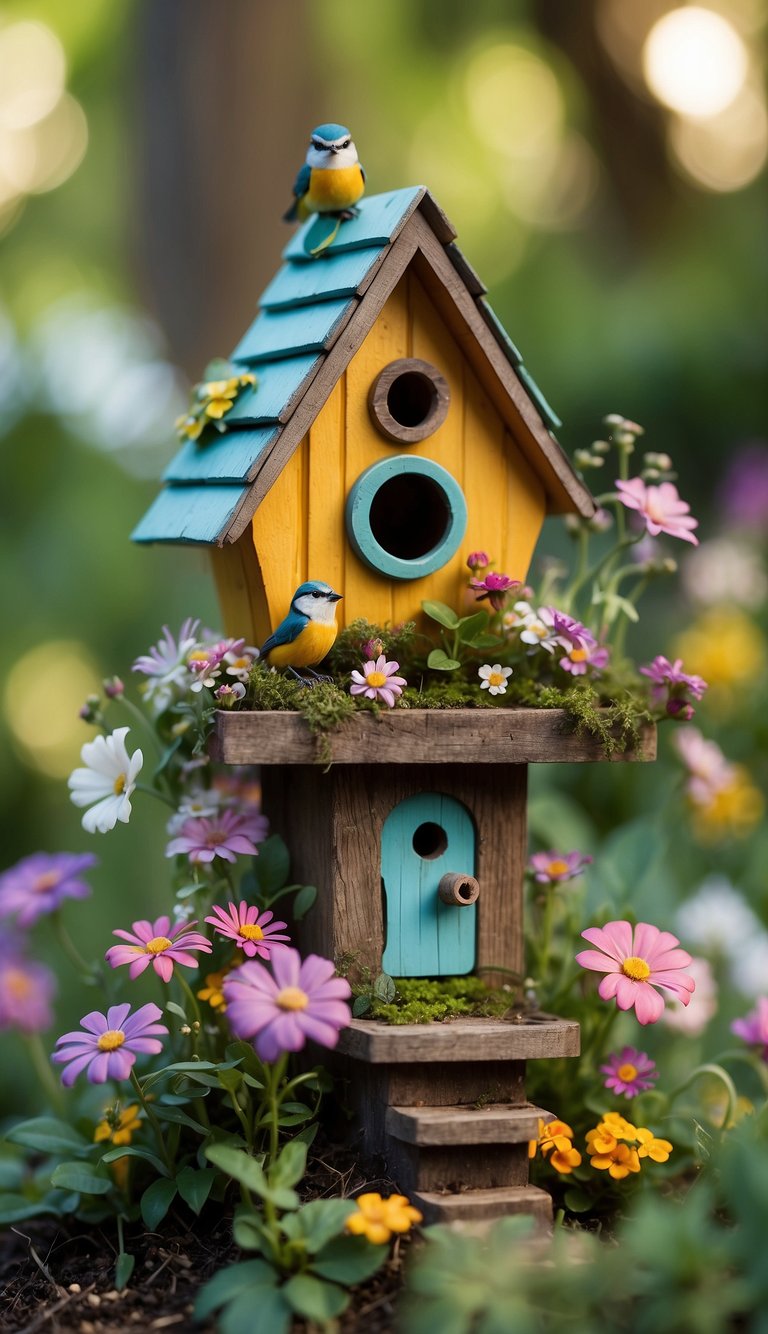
[600,1046,659,1099]
[106,915,212,982]
[165,807,266,864]
[615,478,699,545]
[349,655,407,708]
[52,1002,168,1086]
[529,850,593,884]
[205,902,291,959]
[576,920,695,1025]
[731,997,768,1060]
[469,571,519,611]
[223,947,352,1063]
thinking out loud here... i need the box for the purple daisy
[550,611,595,651]
[0,954,56,1034]
[600,1046,659,1099]
[731,997,768,1060]
[106,915,212,982]
[52,1002,168,1086]
[349,656,407,708]
[223,947,352,1063]
[469,571,519,611]
[205,902,291,959]
[560,642,610,676]
[640,656,708,718]
[0,852,97,927]
[165,807,266,864]
[529,850,593,884]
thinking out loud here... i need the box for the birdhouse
[132,186,595,643]
[133,186,655,1227]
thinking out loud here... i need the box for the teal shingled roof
[132,186,582,546]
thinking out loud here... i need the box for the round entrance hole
[387,371,435,428]
[412,822,448,860]
[369,472,450,561]
[368,358,450,443]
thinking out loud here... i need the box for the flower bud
[79,695,102,723]
[466,550,492,571]
[103,676,124,699]
[667,699,694,721]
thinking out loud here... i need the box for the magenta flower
[165,806,267,864]
[550,611,595,651]
[615,478,699,545]
[206,902,291,959]
[731,997,768,1060]
[576,920,695,1025]
[600,1047,659,1099]
[470,571,519,611]
[106,915,212,982]
[223,947,352,1063]
[640,656,708,718]
[529,850,593,884]
[350,655,406,707]
[560,643,610,676]
[720,444,768,531]
[0,852,97,927]
[0,953,56,1033]
[52,1002,168,1086]
[466,550,492,571]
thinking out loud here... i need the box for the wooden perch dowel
[439,873,480,906]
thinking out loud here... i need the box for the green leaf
[221,1286,292,1334]
[232,1208,268,1252]
[100,1145,170,1177]
[176,1166,216,1215]
[141,1177,177,1229]
[270,1139,307,1189]
[115,1251,135,1290]
[427,649,461,671]
[284,1198,355,1253]
[165,1001,188,1021]
[5,1117,90,1156]
[422,600,460,629]
[205,1144,268,1194]
[292,883,317,920]
[152,1105,208,1134]
[564,1187,593,1213]
[352,995,371,1017]
[311,1235,389,1284]
[253,835,290,896]
[217,1068,244,1092]
[194,1259,277,1320]
[456,611,489,641]
[0,1193,56,1224]
[142,1059,240,1092]
[50,1162,111,1196]
[373,972,396,1003]
[283,1273,348,1321]
[290,1123,319,1150]
[465,633,503,650]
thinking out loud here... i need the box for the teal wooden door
[381,793,476,977]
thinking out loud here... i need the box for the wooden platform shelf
[212,707,656,766]
[337,1015,580,1064]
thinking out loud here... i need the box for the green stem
[229,1091,252,1150]
[23,1032,65,1114]
[175,970,202,1029]
[135,782,176,810]
[117,697,164,757]
[567,535,634,607]
[667,1063,739,1130]
[52,912,99,984]
[129,1068,174,1173]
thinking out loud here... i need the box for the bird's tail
[282,199,299,223]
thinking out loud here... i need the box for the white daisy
[478,663,513,696]
[166,786,223,836]
[502,600,534,632]
[519,607,559,653]
[68,727,143,834]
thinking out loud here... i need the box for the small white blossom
[519,607,559,653]
[478,663,512,696]
[68,727,143,834]
[675,877,762,956]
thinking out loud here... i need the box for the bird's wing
[260,613,307,657]
[292,163,311,199]
[359,162,366,184]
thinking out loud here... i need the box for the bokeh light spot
[643,7,748,118]
[668,83,767,191]
[0,22,66,130]
[4,641,100,778]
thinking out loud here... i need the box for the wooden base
[213,707,656,766]
[413,1185,553,1228]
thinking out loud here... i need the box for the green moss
[328,619,418,677]
[370,975,513,1025]
[400,681,493,710]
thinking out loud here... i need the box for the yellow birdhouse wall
[210,271,546,645]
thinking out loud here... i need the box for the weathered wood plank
[231,298,356,363]
[282,186,424,261]
[131,484,247,545]
[386,1101,551,1146]
[259,247,385,309]
[211,708,657,766]
[163,427,279,484]
[225,354,323,425]
[413,1184,552,1226]
[336,1015,580,1063]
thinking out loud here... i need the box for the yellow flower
[588,1141,641,1180]
[636,1129,673,1163]
[94,1103,141,1147]
[198,969,229,1012]
[346,1193,422,1245]
[674,609,765,698]
[690,768,764,842]
[600,1111,638,1140]
[528,1118,582,1173]
[175,413,205,441]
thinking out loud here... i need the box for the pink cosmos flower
[223,947,352,1062]
[52,1002,168,1086]
[165,806,268,864]
[0,852,97,927]
[615,478,699,545]
[529,850,593,884]
[640,656,707,718]
[672,727,735,805]
[188,638,246,692]
[560,643,610,676]
[106,915,212,982]
[132,618,201,714]
[205,902,291,959]
[600,1047,659,1099]
[0,953,56,1034]
[470,572,520,611]
[349,656,406,707]
[576,920,695,1025]
[550,612,594,651]
[731,997,768,1060]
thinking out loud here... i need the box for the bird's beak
[329,146,339,155]
[329,592,343,602]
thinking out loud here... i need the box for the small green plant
[421,600,502,671]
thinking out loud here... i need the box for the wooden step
[337,1015,580,1064]
[413,1184,553,1227]
[386,1101,551,1146]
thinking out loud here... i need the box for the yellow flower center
[547,859,570,876]
[488,671,506,688]
[570,648,589,662]
[240,923,265,942]
[276,986,309,1012]
[531,623,547,638]
[97,1030,126,1052]
[33,870,61,893]
[187,650,209,664]
[617,1063,639,1082]
[621,956,651,982]
[113,773,126,796]
[366,671,387,688]
[145,936,173,954]
[5,969,32,999]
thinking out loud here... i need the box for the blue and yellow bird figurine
[283,123,366,224]
[259,581,343,683]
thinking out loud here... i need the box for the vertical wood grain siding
[231,271,547,643]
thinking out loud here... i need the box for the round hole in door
[412,822,448,860]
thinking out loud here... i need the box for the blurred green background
[0,0,765,1104]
